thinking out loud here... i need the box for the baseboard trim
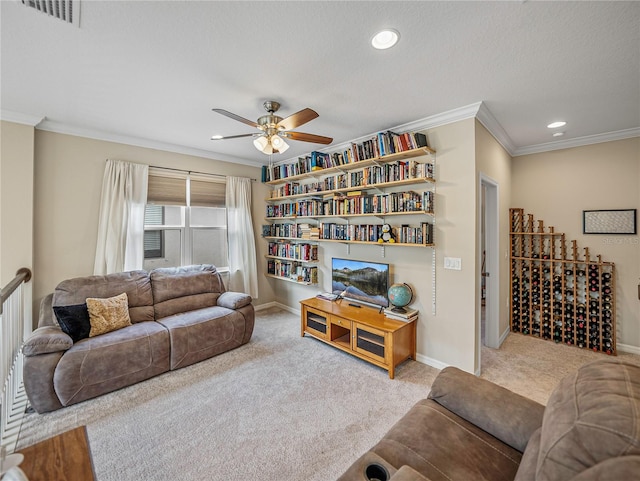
[618,343,640,355]
[499,327,510,346]
[274,302,300,315]
[254,301,301,315]
[415,353,449,371]
[253,301,278,312]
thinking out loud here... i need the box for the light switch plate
[444,257,462,270]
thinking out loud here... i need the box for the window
[144,205,164,259]
[143,170,228,271]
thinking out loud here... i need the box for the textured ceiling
[1,1,639,166]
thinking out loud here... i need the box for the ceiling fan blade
[212,109,259,128]
[286,131,333,145]
[277,108,319,131]
[211,133,255,140]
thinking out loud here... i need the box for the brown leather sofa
[338,358,640,481]
[22,264,254,413]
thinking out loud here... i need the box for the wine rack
[510,208,616,355]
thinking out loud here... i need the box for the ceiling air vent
[21,0,80,27]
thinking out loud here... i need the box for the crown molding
[513,127,640,157]
[0,110,45,127]
[7,107,637,165]
[475,102,516,155]
[35,119,264,168]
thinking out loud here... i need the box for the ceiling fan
[211,101,333,154]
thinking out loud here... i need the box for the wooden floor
[18,426,95,481]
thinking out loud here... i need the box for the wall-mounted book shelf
[262,131,437,287]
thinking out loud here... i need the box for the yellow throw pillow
[86,292,132,337]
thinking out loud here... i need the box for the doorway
[478,174,500,371]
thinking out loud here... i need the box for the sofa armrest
[390,466,432,481]
[217,291,252,309]
[428,367,544,452]
[23,326,73,356]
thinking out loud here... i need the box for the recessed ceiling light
[552,132,565,137]
[211,135,223,140]
[371,29,400,50]
[547,121,566,129]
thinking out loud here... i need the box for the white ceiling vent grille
[21,0,80,27]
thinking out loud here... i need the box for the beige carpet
[16,307,640,480]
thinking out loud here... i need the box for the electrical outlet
[444,257,462,270]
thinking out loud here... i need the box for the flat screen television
[331,257,390,308]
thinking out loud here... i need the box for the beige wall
[1,121,34,286]
[512,138,640,350]
[33,130,275,317]
[271,118,480,373]
[475,120,513,362]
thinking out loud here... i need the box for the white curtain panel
[226,177,258,298]
[93,160,149,275]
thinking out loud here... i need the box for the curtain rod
[106,160,256,181]
[149,165,257,182]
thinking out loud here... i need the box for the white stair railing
[0,268,32,453]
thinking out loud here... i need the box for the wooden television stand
[300,297,417,379]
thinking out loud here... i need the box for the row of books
[262,222,434,245]
[297,223,320,239]
[318,222,433,245]
[267,159,434,199]
[267,260,318,284]
[267,242,318,261]
[262,223,300,238]
[379,130,428,157]
[396,223,434,245]
[349,161,434,188]
[261,130,429,182]
[265,191,434,218]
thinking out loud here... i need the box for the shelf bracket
[380,244,386,258]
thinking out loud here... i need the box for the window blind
[147,172,187,206]
[190,178,226,207]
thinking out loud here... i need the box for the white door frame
[478,174,500,369]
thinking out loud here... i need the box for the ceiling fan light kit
[212,100,332,155]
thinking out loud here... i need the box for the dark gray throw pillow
[53,303,91,342]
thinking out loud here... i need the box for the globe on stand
[388,283,413,313]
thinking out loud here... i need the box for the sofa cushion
[151,264,225,319]
[53,321,170,406]
[371,399,522,481]
[157,306,249,370]
[86,292,132,337]
[537,359,640,481]
[53,303,91,342]
[53,270,154,323]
